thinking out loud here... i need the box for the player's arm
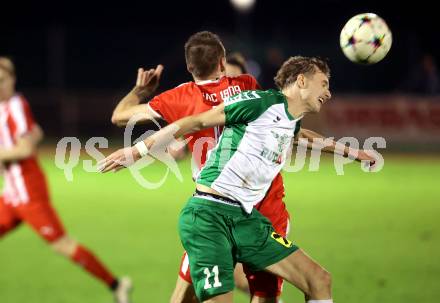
[111,65,163,127]
[0,125,42,162]
[31,124,44,145]
[295,128,375,163]
[167,137,187,160]
[99,104,226,172]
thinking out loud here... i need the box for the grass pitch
[0,153,439,302]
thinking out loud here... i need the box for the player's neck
[193,70,224,83]
[282,88,307,119]
[0,93,14,102]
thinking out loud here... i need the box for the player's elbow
[33,125,45,143]
[199,120,208,130]
[111,113,120,125]
[111,113,127,127]
[298,128,307,139]
[198,119,211,131]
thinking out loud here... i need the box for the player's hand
[131,65,164,100]
[357,149,377,171]
[98,147,141,173]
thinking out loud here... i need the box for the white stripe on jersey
[214,125,220,142]
[195,78,222,85]
[10,163,29,204]
[181,253,190,275]
[146,103,163,119]
[4,170,19,206]
[9,96,28,137]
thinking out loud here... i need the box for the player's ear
[297,74,307,88]
[186,63,193,75]
[219,57,226,73]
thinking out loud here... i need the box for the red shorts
[179,173,290,298]
[0,197,65,242]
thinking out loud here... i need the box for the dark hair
[274,56,330,90]
[184,31,226,78]
[0,56,16,77]
[227,52,247,74]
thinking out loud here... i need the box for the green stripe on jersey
[197,124,247,186]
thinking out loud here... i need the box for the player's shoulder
[258,88,285,102]
[161,81,196,96]
[227,73,256,83]
[226,74,259,90]
[224,89,281,106]
[8,94,29,108]
[151,81,199,109]
[5,94,32,124]
[175,81,194,89]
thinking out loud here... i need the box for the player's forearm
[298,128,354,158]
[166,136,188,161]
[128,106,225,162]
[132,109,223,161]
[112,89,142,123]
[98,116,200,172]
[111,85,156,126]
[142,116,204,151]
[0,143,35,162]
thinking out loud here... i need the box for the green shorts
[178,195,299,301]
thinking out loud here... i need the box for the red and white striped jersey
[0,94,49,206]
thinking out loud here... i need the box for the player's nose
[325,90,332,100]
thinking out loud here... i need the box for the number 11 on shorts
[203,265,222,289]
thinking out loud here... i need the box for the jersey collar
[195,76,224,86]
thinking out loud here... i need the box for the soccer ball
[340,13,392,64]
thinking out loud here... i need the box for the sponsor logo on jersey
[260,131,291,164]
[273,116,281,123]
[271,232,293,248]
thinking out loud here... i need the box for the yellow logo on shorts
[271,232,293,248]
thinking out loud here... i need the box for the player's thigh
[0,198,21,235]
[264,248,330,293]
[233,263,249,293]
[170,275,197,303]
[234,209,298,277]
[17,201,66,243]
[178,205,235,302]
[242,214,290,299]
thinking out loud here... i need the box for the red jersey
[0,95,49,206]
[148,75,260,169]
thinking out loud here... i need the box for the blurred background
[0,1,439,302]
[1,0,439,148]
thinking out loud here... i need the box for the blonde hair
[0,57,15,77]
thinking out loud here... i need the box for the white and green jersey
[196,89,302,213]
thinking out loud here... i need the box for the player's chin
[312,101,322,113]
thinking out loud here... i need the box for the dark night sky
[1,0,438,93]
